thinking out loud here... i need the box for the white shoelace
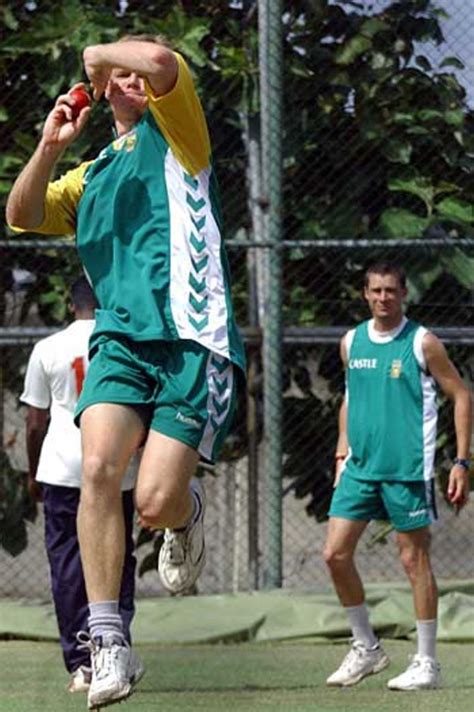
[93,646,123,680]
[340,644,363,671]
[76,631,97,655]
[406,654,436,673]
[76,630,128,680]
[340,641,379,672]
[163,530,187,564]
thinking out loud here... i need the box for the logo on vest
[349,358,377,369]
[390,359,402,378]
[113,130,137,153]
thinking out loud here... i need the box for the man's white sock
[345,603,378,649]
[416,619,437,659]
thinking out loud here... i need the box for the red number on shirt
[71,356,85,396]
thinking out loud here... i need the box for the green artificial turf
[0,639,472,712]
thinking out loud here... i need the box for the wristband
[453,457,470,471]
[335,454,347,461]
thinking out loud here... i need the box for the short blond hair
[118,33,171,49]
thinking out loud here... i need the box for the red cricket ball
[70,88,91,119]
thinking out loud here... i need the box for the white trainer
[387,654,441,690]
[128,649,145,687]
[87,639,133,709]
[68,665,92,693]
[326,640,390,686]
[158,478,206,595]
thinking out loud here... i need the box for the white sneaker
[326,640,390,686]
[388,654,441,690]
[128,649,145,687]
[68,665,92,693]
[158,478,206,594]
[87,638,133,709]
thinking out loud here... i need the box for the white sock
[189,489,202,526]
[88,601,124,645]
[416,619,437,659]
[187,479,204,527]
[345,603,378,649]
[176,484,202,532]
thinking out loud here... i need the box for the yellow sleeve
[145,53,211,177]
[11,162,91,236]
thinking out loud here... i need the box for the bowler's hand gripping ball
[70,88,91,119]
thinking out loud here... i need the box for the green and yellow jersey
[21,53,246,374]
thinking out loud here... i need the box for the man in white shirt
[20,277,140,693]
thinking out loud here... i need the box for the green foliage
[282,0,473,248]
[282,392,336,522]
[0,449,37,556]
[2,0,472,309]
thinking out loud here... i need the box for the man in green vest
[324,262,471,691]
[7,35,245,710]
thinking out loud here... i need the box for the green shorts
[75,335,238,463]
[328,469,437,531]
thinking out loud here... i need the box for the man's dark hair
[70,276,98,310]
[364,262,406,289]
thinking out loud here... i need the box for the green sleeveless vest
[345,319,437,481]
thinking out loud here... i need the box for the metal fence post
[259,0,283,588]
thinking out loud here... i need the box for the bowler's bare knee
[324,542,354,572]
[81,453,124,494]
[135,486,191,529]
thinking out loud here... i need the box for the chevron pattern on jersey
[185,171,210,334]
[208,354,231,431]
[198,352,235,462]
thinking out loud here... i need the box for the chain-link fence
[1,1,473,599]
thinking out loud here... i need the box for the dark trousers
[42,484,136,673]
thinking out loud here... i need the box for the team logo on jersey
[390,359,402,378]
[112,130,138,153]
